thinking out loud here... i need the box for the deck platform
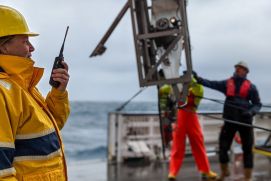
[107,112,271,181]
[108,152,271,181]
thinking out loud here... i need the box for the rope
[177,106,271,133]
[115,88,146,112]
[262,105,271,108]
[203,114,271,133]
[196,95,271,111]
[203,95,271,109]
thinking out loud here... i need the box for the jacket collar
[0,55,44,89]
[233,73,247,80]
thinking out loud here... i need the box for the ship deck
[107,112,271,181]
[107,151,271,181]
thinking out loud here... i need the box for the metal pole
[90,1,130,57]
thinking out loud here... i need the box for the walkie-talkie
[49,26,69,88]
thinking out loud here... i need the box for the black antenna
[49,26,70,88]
[59,26,69,57]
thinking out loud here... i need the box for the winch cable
[115,87,147,112]
[203,114,271,133]
[196,95,271,109]
[197,96,248,111]
[262,105,271,108]
[179,106,271,133]
[178,97,271,133]
[114,89,271,159]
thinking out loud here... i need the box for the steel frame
[90,0,193,101]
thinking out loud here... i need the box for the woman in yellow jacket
[0,5,70,181]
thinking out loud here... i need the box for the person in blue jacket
[194,61,262,181]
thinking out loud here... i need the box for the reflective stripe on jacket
[0,55,70,181]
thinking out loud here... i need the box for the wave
[65,146,107,160]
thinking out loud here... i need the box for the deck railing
[108,111,271,163]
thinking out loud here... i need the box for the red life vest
[226,78,251,98]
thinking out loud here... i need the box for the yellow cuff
[50,88,68,99]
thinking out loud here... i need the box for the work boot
[168,174,176,181]
[201,170,217,180]
[243,168,252,181]
[217,164,230,181]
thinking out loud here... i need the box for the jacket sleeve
[45,88,70,130]
[190,78,204,106]
[198,77,227,94]
[0,93,17,181]
[247,84,262,115]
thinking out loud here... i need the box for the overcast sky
[1,0,271,103]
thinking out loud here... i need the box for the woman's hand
[51,61,70,92]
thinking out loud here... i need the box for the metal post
[90,1,130,57]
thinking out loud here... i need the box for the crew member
[158,69,176,147]
[168,76,217,181]
[0,5,70,180]
[195,61,262,181]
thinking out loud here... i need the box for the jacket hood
[0,55,44,89]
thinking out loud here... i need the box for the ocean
[62,101,224,180]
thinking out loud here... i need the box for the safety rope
[115,87,147,112]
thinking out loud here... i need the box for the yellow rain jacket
[189,77,204,108]
[179,77,204,112]
[159,84,173,111]
[0,55,70,181]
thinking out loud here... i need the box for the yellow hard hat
[0,5,39,38]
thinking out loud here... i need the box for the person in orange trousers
[168,77,217,181]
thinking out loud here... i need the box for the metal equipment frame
[90,0,193,101]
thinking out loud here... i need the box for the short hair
[0,35,14,54]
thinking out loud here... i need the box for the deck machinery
[90,0,193,102]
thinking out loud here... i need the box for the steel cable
[115,88,147,112]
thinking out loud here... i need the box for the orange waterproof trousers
[169,109,210,176]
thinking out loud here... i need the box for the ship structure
[90,1,271,180]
